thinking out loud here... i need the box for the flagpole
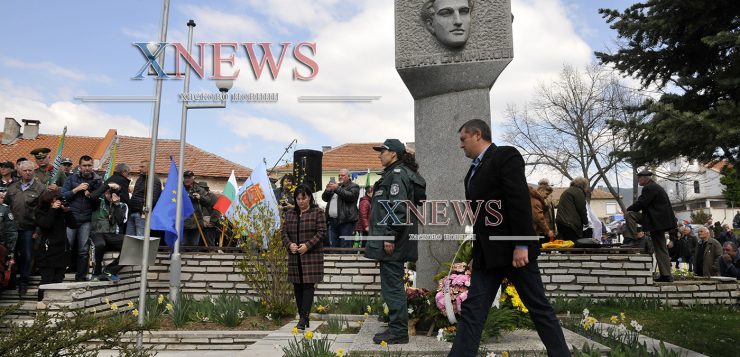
[137,0,169,349]
[169,19,196,304]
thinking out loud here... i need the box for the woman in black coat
[35,189,73,301]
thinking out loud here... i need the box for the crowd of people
[0,147,222,299]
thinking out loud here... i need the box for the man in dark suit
[625,170,677,282]
[448,119,569,357]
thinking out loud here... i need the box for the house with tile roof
[655,157,737,224]
[1,118,251,193]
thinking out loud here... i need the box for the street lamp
[170,19,233,303]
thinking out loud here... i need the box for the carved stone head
[421,0,473,48]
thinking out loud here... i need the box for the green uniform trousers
[380,260,408,336]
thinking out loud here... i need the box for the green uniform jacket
[364,161,424,262]
[0,204,18,251]
[34,166,65,187]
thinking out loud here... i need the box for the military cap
[0,161,14,169]
[198,181,210,190]
[183,170,195,177]
[372,139,406,154]
[637,170,654,177]
[61,157,73,165]
[30,147,51,159]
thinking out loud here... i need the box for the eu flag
[150,157,195,248]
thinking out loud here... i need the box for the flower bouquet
[435,262,471,319]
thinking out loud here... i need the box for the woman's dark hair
[38,189,62,210]
[280,173,295,187]
[292,184,317,212]
[399,151,419,173]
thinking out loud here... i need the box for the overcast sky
[0,0,637,183]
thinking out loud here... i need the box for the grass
[553,298,740,357]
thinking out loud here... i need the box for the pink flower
[451,262,467,273]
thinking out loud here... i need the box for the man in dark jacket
[322,168,359,249]
[625,170,677,282]
[61,155,103,281]
[183,171,215,248]
[4,160,46,295]
[449,120,568,357]
[127,160,162,236]
[104,163,131,234]
[555,178,589,242]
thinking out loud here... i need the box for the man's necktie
[467,157,480,189]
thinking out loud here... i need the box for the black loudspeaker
[293,149,323,193]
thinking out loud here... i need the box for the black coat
[35,207,72,269]
[129,174,162,213]
[626,180,676,232]
[105,172,131,205]
[465,145,537,270]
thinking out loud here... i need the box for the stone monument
[395,0,514,289]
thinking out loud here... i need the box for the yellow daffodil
[363,312,369,319]
[620,312,626,321]
[291,327,299,336]
[336,348,346,356]
[380,341,388,348]
[316,305,327,313]
[110,303,118,311]
[104,297,110,305]
[304,331,314,340]
[502,352,510,357]
[366,305,372,314]
[610,315,619,324]
[158,294,165,304]
[383,303,389,315]
[132,309,139,317]
[127,301,134,308]
[165,303,174,312]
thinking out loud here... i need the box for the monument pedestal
[395,0,513,290]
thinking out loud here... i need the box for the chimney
[2,118,21,144]
[322,146,332,153]
[21,119,40,140]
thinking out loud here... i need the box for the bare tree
[503,64,641,212]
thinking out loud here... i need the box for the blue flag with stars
[151,157,195,248]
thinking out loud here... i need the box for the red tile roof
[271,143,386,174]
[1,132,251,180]
[102,136,252,179]
[0,132,112,165]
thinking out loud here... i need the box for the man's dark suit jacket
[626,180,676,232]
[465,144,537,270]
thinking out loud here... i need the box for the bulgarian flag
[214,170,238,215]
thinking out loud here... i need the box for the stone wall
[145,253,380,298]
[40,252,739,310]
[538,253,740,306]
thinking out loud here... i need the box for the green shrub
[0,304,153,357]
[211,293,245,327]
[169,293,194,327]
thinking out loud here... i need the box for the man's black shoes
[372,331,409,344]
[655,275,674,283]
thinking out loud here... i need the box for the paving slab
[349,319,609,356]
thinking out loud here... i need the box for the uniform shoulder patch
[390,183,400,196]
[7,212,13,221]
[393,168,401,173]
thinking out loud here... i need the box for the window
[606,202,617,215]
[693,180,700,194]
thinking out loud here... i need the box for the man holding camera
[321,169,360,249]
[90,182,128,281]
[61,155,103,281]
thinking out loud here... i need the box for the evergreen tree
[596,0,740,178]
